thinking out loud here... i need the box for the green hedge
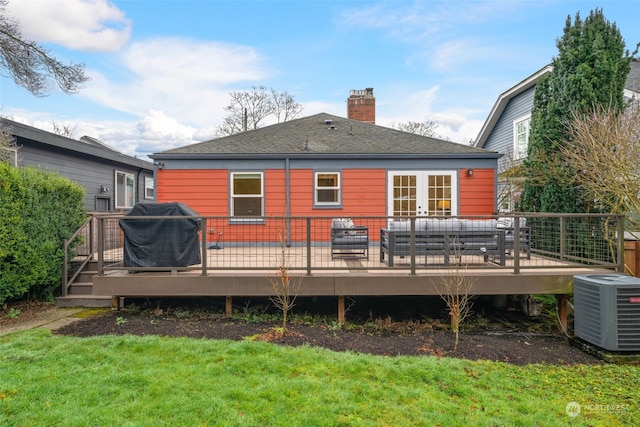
[0,163,86,304]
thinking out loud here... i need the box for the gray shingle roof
[627,58,640,93]
[1,117,152,169]
[155,113,496,158]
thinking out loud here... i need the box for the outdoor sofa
[380,218,509,267]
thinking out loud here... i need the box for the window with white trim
[513,116,531,160]
[231,172,263,217]
[115,171,135,209]
[314,172,341,206]
[144,176,154,199]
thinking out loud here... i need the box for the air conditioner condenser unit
[574,274,640,351]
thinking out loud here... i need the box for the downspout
[285,157,291,246]
[136,168,145,204]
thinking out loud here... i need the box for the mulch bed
[47,297,602,366]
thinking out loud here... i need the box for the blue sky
[2,0,639,161]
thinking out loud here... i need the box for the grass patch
[71,308,110,319]
[0,330,637,426]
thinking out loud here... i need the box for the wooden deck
[62,212,626,325]
[88,246,617,325]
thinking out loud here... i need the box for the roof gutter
[150,152,503,161]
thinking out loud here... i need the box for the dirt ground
[2,297,602,366]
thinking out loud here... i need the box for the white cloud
[81,37,271,128]
[79,110,199,159]
[6,0,131,52]
[376,85,483,145]
[7,108,199,160]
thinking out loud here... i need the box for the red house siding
[458,169,496,216]
[156,169,228,214]
[156,167,496,243]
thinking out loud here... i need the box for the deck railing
[63,213,129,294]
[62,216,94,296]
[91,213,624,275]
[88,213,625,276]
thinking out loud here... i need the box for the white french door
[387,171,457,217]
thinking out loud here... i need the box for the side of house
[151,112,501,243]
[475,59,640,211]
[1,117,155,212]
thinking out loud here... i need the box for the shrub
[0,163,85,304]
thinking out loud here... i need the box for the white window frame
[314,171,341,207]
[144,176,154,200]
[230,171,264,220]
[513,115,531,160]
[115,170,135,209]
[387,171,458,217]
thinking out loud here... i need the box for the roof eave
[151,152,503,161]
[2,117,153,169]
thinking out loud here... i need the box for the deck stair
[56,261,112,308]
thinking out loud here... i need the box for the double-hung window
[144,176,154,199]
[514,115,531,160]
[231,172,263,218]
[115,171,135,209]
[314,172,341,207]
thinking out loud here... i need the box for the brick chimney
[347,88,375,124]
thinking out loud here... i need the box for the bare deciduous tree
[0,0,89,96]
[269,221,301,336]
[271,88,303,124]
[389,120,439,137]
[432,241,474,352]
[51,120,76,138]
[215,86,303,137]
[562,101,640,237]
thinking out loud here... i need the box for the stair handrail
[62,215,95,296]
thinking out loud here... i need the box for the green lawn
[0,329,637,426]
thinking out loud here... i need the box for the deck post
[97,216,104,276]
[556,294,568,331]
[513,216,521,274]
[560,217,566,261]
[201,217,207,276]
[111,296,120,310]
[225,296,233,317]
[306,218,312,276]
[617,214,626,273]
[337,296,345,324]
[410,218,416,275]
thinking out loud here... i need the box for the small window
[144,176,154,199]
[513,116,531,160]
[315,172,341,207]
[115,171,135,209]
[231,172,263,217]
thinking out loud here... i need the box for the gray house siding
[4,118,154,212]
[483,86,535,164]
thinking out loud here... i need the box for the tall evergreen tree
[520,9,637,213]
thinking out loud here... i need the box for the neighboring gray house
[475,59,640,210]
[1,117,154,212]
